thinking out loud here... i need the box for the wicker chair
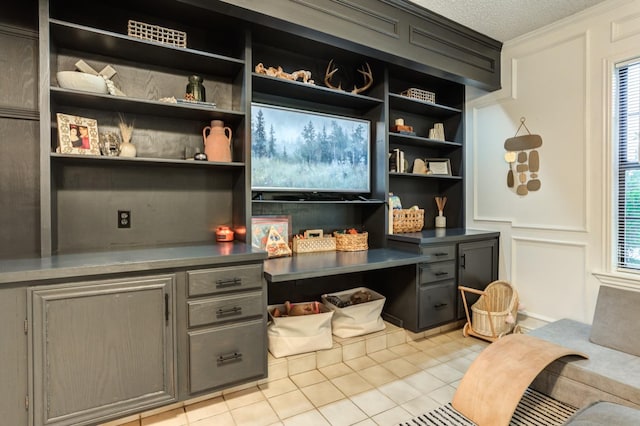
[458,280,520,342]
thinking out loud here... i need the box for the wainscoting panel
[512,237,588,322]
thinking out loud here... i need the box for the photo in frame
[56,113,100,155]
[426,158,452,176]
[251,215,292,255]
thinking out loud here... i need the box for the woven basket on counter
[334,232,368,251]
[292,236,336,253]
[392,209,424,233]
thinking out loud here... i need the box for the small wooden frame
[426,158,452,175]
[56,113,100,155]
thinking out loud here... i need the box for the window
[616,60,640,270]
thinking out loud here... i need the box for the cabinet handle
[165,294,169,322]
[460,254,466,268]
[434,252,449,257]
[216,278,242,288]
[434,271,448,277]
[217,352,243,364]
[216,306,242,317]
[434,303,448,309]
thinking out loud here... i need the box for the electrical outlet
[118,210,131,228]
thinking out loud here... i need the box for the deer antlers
[324,60,373,94]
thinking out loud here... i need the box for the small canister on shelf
[215,226,234,242]
[185,75,206,102]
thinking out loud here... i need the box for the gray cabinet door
[457,238,499,319]
[29,275,177,426]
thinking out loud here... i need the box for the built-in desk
[263,248,429,306]
[263,248,430,283]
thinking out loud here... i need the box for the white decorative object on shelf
[56,71,108,94]
[118,116,136,158]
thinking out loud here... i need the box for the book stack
[390,118,416,136]
[389,149,406,173]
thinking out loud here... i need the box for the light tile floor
[100,322,490,426]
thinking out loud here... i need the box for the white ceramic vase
[119,141,136,157]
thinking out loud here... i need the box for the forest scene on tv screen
[251,103,370,193]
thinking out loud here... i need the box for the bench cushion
[589,286,640,357]
[529,319,640,407]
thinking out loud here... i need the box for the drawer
[418,280,456,329]
[188,291,264,327]
[420,244,456,263]
[188,264,263,297]
[419,261,456,284]
[189,319,266,394]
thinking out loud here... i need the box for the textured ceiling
[407,0,608,42]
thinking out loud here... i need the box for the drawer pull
[434,303,448,309]
[217,352,243,364]
[434,252,449,257]
[217,306,243,317]
[434,272,449,277]
[216,278,242,288]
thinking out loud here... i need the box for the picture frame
[426,158,452,176]
[56,113,100,155]
[251,215,291,251]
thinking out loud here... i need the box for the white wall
[465,0,640,327]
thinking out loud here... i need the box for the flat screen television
[251,103,371,194]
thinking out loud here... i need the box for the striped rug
[399,388,578,426]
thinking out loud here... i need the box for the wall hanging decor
[504,117,543,196]
[324,60,372,94]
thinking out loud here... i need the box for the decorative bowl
[56,71,108,94]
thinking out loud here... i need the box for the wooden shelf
[389,172,462,180]
[252,199,385,205]
[51,87,244,122]
[252,73,383,111]
[389,132,462,149]
[51,153,245,169]
[50,19,244,76]
[388,93,462,117]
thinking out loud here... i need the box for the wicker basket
[334,232,368,251]
[292,236,336,253]
[400,88,435,103]
[471,280,519,337]
[127,20,187,48]
[392,209,424,233]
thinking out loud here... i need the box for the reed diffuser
[435,196,447,228]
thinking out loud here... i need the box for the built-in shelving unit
[42,0,249,256]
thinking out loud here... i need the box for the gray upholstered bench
[564,401,640,425]
[528,286,640,410]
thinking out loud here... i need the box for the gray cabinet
[384,229,499,332]
[457,238,499,319]
[0,286,28,426]
[417,244,457,329]
[29,275,176,426]
[184,263,267,396]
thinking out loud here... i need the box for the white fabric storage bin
[322,287,386,338]
[267,303,334,358]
